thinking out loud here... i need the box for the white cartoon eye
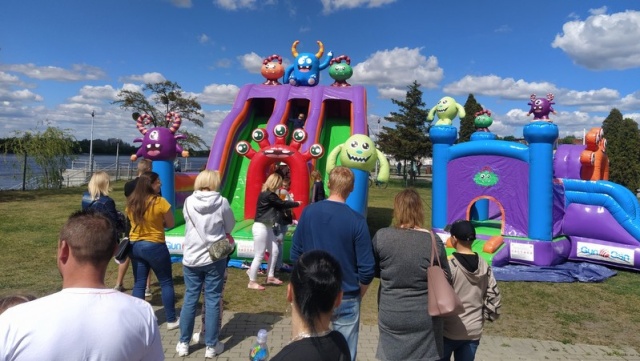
[306,58,312,64]
[292,129,306,142]
[252,129,266,142]
[236,141,250,155]
[535,99,543,106]
[274,124,288,138]
[350,141,359,148]
[298,58,305,65]
[362,143,370,150]
[149,130,159,141]
[310,144,324,157]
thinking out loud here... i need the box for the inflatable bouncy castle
[430,96,640,271]
[164,41,381,262]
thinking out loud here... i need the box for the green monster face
[435,96,459,120]
[339,134,377,171]
[474,167,499,187]
[329,62,353,81]
[475,114,493,128]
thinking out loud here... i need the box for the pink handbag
[427,230,464,317]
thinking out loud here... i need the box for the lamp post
[375,118,381,176]
[89,110,95,176]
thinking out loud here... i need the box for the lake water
[0,154,209,190]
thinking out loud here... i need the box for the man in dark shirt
[291,166,374,361]
[124,159,152,197]
[292,113,306,130]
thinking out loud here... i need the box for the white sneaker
[205,342,224,358]
[144,288,152,297]
[166,318,180,330]
[192,332,201,344]
[176,341,189,356]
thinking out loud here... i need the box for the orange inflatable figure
[579,127,609,181]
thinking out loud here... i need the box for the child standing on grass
[440,220,502,361]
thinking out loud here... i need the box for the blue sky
[1,0,640,147]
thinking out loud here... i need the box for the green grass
[1,179,639,350]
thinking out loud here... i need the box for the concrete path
[157,309,639,361]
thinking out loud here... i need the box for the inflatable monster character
[427,96,466,126]
[131,112,189,161]
[261,54,284,85]
[326,134,390,183]
[527,93,556,121]
[284,40,333,87]
[328,55,353,87]
[474,109,493,132]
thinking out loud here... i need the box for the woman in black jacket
[247,173,300,290]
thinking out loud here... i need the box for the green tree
[112,80,207,150]
[602,108,640,192]
[559,135,578,145]
[4,126,78,189]
[377,81,431,185]
[459,94,483,142]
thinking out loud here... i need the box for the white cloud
[198,34,210,44]
[0,72,28,88]
[352,47,443,88]
[619,91,640,111]
[377,87,406,100]
[320,0,397,14]
[561,88,619,106]
[238,52,263,74]
[216,58,232,68]
[552,10,640,70]
[119,72,166,84]
[67,85,119,105]
[171,0,192,7]
[215,0,258,10]
[0,88,43,102]
[589,6,607,16]
[443,75,558,100]
[198,84,240,105]
[0,63,106,81]
[494,25,511,33]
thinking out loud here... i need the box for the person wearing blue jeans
[130,240,177,323]
[291,167,375,361]
[441,338,480,361]
[332,295,361,358]
[176,170,236,358]
[126,172,177,329]
[179,261,226,351]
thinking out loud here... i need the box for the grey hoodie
[182,190,235,267]
[442,254,502,340]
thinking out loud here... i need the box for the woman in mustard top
[127,171,178,329]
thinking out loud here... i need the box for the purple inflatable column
[523,122,558,241]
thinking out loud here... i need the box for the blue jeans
[179,260,226,347]
[440,337,480,361]
[130,241,177,322]
[332,295,361,361]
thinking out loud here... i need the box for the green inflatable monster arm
[375,149,390,182]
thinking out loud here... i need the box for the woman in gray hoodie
[177,170,235,358]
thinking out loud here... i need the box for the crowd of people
[0,160,501,361]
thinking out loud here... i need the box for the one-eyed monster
[427,96,466,126]
[326,134,390,183]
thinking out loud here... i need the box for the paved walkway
[157,309,639,360]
